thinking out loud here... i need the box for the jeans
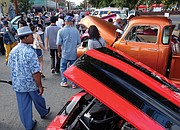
[60,58,76,83]
[50,49,60,73]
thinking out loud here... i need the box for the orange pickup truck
[79,16,180,85]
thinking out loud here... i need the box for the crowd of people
[0,9,127,130]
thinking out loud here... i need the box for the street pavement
[0,52,81,130]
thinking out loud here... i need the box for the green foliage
[88,0,179,10]
[88,0,139,9]
[17,0,34,14]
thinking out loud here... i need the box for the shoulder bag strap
[97,38,103,47]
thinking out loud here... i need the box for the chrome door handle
[147,48,158,51]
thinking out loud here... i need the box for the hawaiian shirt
[7,43,40,92]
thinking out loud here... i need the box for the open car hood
[79,16,119,46]
[64,47,180,130]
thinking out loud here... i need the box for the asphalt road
[0,52,81,130]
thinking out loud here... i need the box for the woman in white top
[30,25,46,78]
[87,25,106,50]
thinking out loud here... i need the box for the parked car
[91,7,122,17]
[47,47,180,130]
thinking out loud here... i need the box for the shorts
[36,49,43,57]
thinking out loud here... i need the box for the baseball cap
[64,16,73,22]
[17,26,33,37]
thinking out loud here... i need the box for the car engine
[64,93,136,130]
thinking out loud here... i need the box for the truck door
[119,25,159,71]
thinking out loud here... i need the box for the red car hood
[79,16,119,46]
[64,47,180,130]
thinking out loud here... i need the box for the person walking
[56,14,64,29]
[45,16,61,74]
[87,25,106,50]
[56,15,81,89]
[1,20,17,64]
[7,26,50,130]
[30,25,46,78]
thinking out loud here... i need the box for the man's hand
[33,72,44,95]
[45,46,49,51]
[38,86,44,95]
[57,45,62,58]
[58,52,61,58]
[6,27,10,31]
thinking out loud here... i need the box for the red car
[47,47,180,130]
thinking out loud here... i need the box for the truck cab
[113,16,180,84]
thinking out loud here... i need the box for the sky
[70,0,83,5]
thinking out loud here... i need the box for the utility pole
[14,0,18,15]
[56,0,58,11]
[45,0,47,11]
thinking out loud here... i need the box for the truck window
[162,26,171,45]
[125,25,158,43]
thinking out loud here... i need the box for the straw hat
[17,26,33,37]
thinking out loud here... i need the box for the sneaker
[60,82,68,87]
[51,68,55,73]
[55,71,60,75]
[41,73,45,78]
[72,84,77,89]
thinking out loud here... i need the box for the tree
[88,0,114,8]
[88,0,139,9]
[16,0,34,14]
[88,0,179,10]
[111,0,138,10]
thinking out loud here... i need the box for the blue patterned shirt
[7,43,40,92]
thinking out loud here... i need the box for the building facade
[0,0,11,17]
[30,0,65,11]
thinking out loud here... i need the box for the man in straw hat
[7,26,50,130]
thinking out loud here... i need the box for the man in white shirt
[56,14,64,29]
